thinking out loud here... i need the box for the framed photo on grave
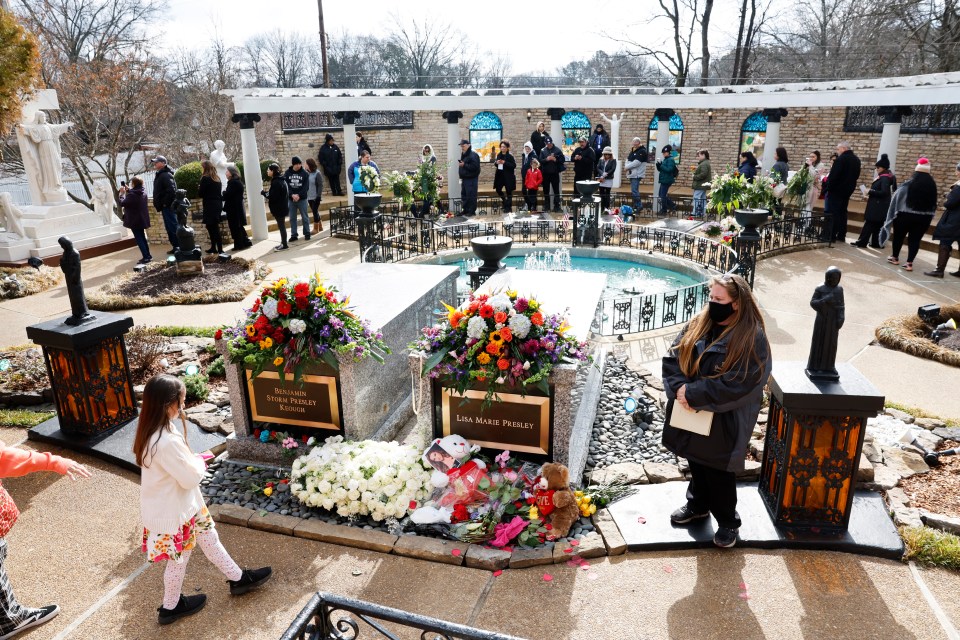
[245,365,343,434]
[432,380,554,459]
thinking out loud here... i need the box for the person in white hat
[596,147,617,209]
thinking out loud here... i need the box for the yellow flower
[588,504,597,515]
[245,325,255,337]
[263,487,273,497]
[476,352,491,365]
[582,495,591,504]
[314,286,325,296]
[528,505,539,520]
[490,331,502,342]
[259,336,273,350]
[575,491,584,498]
[527,299,539,311]
[506,289,518,298]
[273,356,284,366]
[274,278,287,290]
[258,340,266,350]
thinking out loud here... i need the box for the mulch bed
[87,256,269,310]
[875,303,960,368]
[0,266,61,299]
[899,444,960,519]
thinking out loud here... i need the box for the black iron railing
[281,592,526,640]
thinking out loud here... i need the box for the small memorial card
[668,403,714,436]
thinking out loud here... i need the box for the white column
[760,109,786,177]
[878,122,902,175]
[444,111,462,209]
[653,109,672,214]
[549,111,564,199]
[234,113,267,242]
[341,116,358,207]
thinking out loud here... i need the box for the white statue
[210,140,230,188]
[92,183,117,225]
[600,112,627,188]
[0,193,27,239]
[18,111,73,204]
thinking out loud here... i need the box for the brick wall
[277,107,960,196]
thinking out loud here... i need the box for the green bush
[174,162,203,199]
[902,526,960,569]
[0,409,54,428]
[235,159,276,184]
[208,355,225,378]
[182,373,209,402]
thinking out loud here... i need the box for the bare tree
[384,15,463,88]
[241,30,311,88]
[700,0,714,85]
[610,0,702,87]
[730,0,773,83]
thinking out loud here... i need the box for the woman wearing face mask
[661,273,771,549]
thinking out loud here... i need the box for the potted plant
[708,170,774,237]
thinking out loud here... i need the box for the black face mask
[708,301,735,323]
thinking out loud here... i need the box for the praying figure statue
[19,111,73,204]
[210,140,230,188]
[0,193,27,239]
[600,112,627,188]
[806,266,845,381]
[58,236,93,326]
[92,183,117,225]
[173,189,199,258]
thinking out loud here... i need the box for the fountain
[467,235,512,288]
[523,248,572,272]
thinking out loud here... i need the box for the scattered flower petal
[739,582,748,591]
[542,573,553,582]
[663,565,674,573]
[451,549,462,557]
[492,570,503,577]
[563,548,574,554]
[587,573,599,581]
[637,516,647,524]
[738,592,751,600]
[569,539,580,546]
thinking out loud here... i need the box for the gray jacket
[878,178,937,247]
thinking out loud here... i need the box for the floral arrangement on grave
[382,171,414,204]
[784,164,814,207]
[254,429,316,462]
[222,272,389,383]
[358,165,380,194]
[410,289,590,406]
[708,170,777,215]
[290,436,432,520]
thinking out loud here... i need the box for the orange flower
[450,311,464,328]
[479,305,494,319]
[500,327,513,342]
[485,342,501,355]
[476,352,491,364]
[497,358,510,370]
[530,311,544,326]
[494,311,508,324]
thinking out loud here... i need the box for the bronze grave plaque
[246,370,341,431]
[439,388,551,456]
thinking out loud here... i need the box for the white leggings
[162,528,242,609]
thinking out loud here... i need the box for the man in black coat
[539,136,565,212]
[150,155,179,254]
[825,141,861,242]
[571,137,596,194]
[318,134,344,196]
[222,166,251,250]
[284,156,310,241]
[591,124,611,158]
[458,139,481,216]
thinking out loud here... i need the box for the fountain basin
[470,235,513,273]
[576,180,600,197]
[354,193,382,216]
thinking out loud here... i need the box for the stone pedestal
[175,247,204,275]
[0,201,127,263]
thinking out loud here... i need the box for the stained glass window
[740,111,767,162]
[469,111,503,162]
[647,113,684,162]
[561,111,591,160]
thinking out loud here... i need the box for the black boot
[228,567,272,595]
[924,245,952,278]
[158,594,207,625]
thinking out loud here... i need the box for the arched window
[740,111,767,162]
[469,111,503,162]
[648,113,684,162]
[561,111,591,160]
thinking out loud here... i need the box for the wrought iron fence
[281,592,526,640]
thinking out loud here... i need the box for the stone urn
[354,193,382,217]
[470,235,512,274]
[734,208,770,239]
[575,180,600,198]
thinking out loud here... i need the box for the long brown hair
[134,374,186,467]
[675,274,768,381]
[201,160,220,183]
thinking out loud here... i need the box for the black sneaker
[229,567,273,595]
[670,505,709,524]
[713,527,739,548]
[274,244,288,252]
[0,604,60,639]
[289,235,299,242]
[166,248,177,255]
[304,234,311,241]
[157,594,206,625]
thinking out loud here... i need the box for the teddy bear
[534,462,581,539]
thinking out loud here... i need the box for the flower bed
[0,265,61,300]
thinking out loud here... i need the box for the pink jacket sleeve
[0,442,71,478]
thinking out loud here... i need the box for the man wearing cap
[458,139,480,216]
[150,155,179,254]
[539,136,565,213]
[284,156,311,241]
[655,145,679,214]
[624,137,649,211]
[520,142,537,211]
[571,137,596,194]
[825,141,861,242]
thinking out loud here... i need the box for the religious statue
[19,111,73,205]
[58,236,93,326]
[92,183,117,225]
[805,267,845,381]
[210,140,230,187]
[600,112,627,188]
[173,189,200,259]
[0,193,27,239]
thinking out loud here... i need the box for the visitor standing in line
[198,161,224,255]
[305,158,324,235]
[493,140,517,214]
[924,161,960,278]
[624,137,649,211]
[770,147,790,217]
[0,442,91,638]
[804,150,828,217]
[661,273,771,549]
[284,157,310,242]
[261,163,289,251]
[119,176,152,264]
[596,147,617,210]
[347,151,380,193]
[356,133,372,158]
[150,155,179,254]
[419,144,437,166]
[656,145,679,213]
[691,149,712,218]
[520,142,537,210]
[880,158,937,272]
[825,141,862,242]
[591,124,611,158]
[524,158,542,212]
[530,121,547,156]
[571,137,596,194]
[458,139,481,216]
[318,134,344,196]
[222,166,251,251]
[737,151,758,182]
[134,375,272,626]
[852,154,896,249]
[539,136,565,213]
